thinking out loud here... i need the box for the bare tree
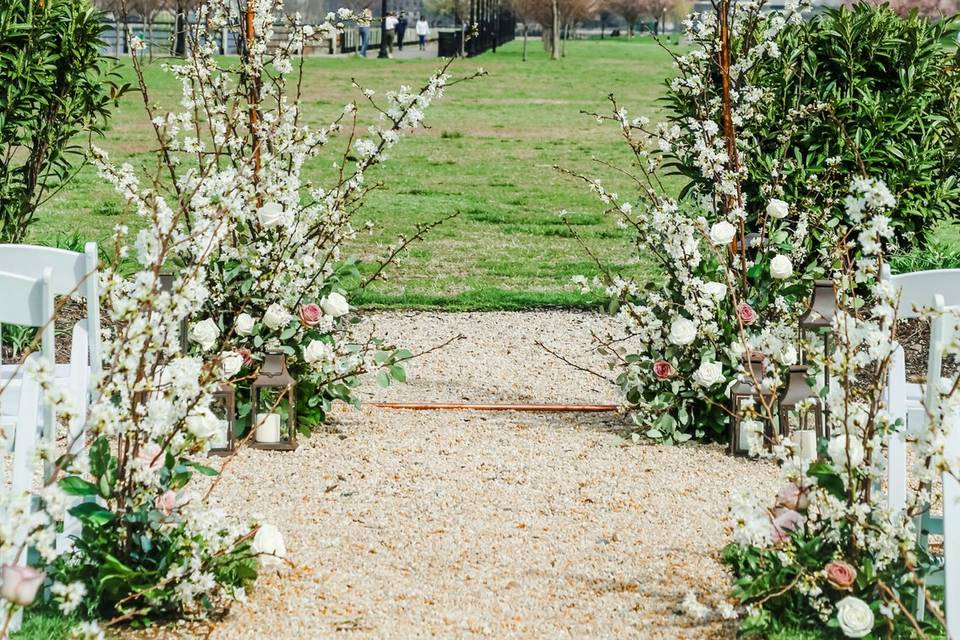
[608,0,642,35]
[508,0,541,60]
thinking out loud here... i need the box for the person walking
[396,12,408,50]
[384,12,398,57]
[358,23,370,57]
[416,16,429,51]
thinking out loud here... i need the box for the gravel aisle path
[198,312,777,639]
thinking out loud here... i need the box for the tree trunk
[550,0,560,60]
[522,22,527,61]
[600,17,605,39]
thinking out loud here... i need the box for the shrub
[664,3,960,252]
[0,0,126,243]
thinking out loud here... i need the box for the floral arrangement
[113,0,479,437]
[2,0,477,634]
[722,182,960,637]
[569,0,829,443]
[0,128,262,636]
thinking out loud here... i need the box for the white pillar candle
[798,430,817,461]
[255,412,281,443]
[737,421,753,453]
[211,419,229,449]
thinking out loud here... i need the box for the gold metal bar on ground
[368,402,619,412]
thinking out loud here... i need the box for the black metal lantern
[777,364,826,444]
[729,352,774,456]
[249,353,297,451]
[799,280,839,424]
[159,273,189,354]
[208,383,236,456]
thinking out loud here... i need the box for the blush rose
[298,303,323,327]
[736,302,758,326]
[825,560,857,591]
[652,360,674,380]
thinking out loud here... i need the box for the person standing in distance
[415,15,429,51]
[384,11,398,57]
[358,21,370,57]
[396,12,408,51]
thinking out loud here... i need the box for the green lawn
[32,38,679,309]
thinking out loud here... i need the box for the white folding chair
[0,269,54,634]
[909,296,958,623]
[0,243,101,447]
[945,392,959,639]
[0,242,102,380]
[881,266,960,512]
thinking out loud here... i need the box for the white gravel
[177,312,778,639]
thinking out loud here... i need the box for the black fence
[436,0,514,57]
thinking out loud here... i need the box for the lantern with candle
[208,383,236,456]
[250,353,297,451]
[729,352,775,456]
[798,279,838,425]
[777,364,826,451]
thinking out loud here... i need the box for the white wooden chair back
[881,265,960,319]
[881,267,960,512]
[0,269,54,633]
[0,242,102,381]
[931,300,959,636]
[945,395,959,638]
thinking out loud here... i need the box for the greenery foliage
[47,437,257,624]
[0,0,125,243]
[665,3,960,252]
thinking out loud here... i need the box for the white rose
[828,433,865,470]
[766,198,790,220]
[320,292,350,318]
[235,313,255,336]
[778,344,798,366]
[692,360,724,387]
[189,318,220,351]
[770,254,793,280]
[252,523,286,572]
[668,317,697,346]
[257,202,286,228]
[263,303,292,330]
[709,220,737,246]
[701,281,727,299]
[220,351,244,378]
[836,596,874,638]
[186,408,220,440]
[303,339,330,365]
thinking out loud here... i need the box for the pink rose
[236,347,253,365]
[156,490,177,516]
[825,560,857,591]
[770,508,805,544]
[298,303,323,327]
[737,302,758,326]
[775,482,809,512]
[0,564,44,606]
[652,359,674,380]
[137,443,164,471]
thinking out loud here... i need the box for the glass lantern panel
[254,386,293,444]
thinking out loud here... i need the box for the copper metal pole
[246,0,262,182]
[369,402,619,412]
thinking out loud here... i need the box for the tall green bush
[0,0,126,243]
[665,3,960,251]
